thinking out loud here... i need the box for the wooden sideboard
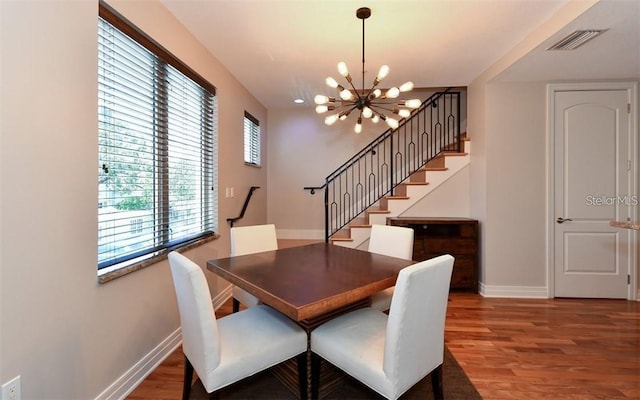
[387,217,479,292]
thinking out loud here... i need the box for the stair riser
[409,170,427,182]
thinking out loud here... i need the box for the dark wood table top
[206,242,413,321]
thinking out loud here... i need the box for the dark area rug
[189,347,482,399]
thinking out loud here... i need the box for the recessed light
[294,98,304,104]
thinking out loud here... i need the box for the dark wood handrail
[227,186,260,227]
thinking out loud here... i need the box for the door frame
[546,82,638,300]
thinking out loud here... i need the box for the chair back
[230,224,278,256]
[383,254,454,393]
[168,252,221,382]
[368,224,414,260]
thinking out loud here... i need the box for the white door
[553,86,637,299]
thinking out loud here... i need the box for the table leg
[271,299,371,399]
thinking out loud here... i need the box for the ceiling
[160,0,640,109]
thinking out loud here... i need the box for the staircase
[330,136,470,249]
[305,90,466,245]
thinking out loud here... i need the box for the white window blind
[244,112,260,166]
[98,9,217,270]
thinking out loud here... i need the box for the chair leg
[297,352,308,400]
[182,355,194,400]
[310,353,321,400]
[431,364,443,400]
[232,298,240,313]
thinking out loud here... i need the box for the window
[98,4,217,272]
[130,218,143,234]
[244,112,260,166]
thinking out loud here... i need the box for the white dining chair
[167,251,308,400]
[367,224,414,311]
[310,254,454,400]
[229,224,278,312]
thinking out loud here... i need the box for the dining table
[206,242,414,398]
[206,242,413,326]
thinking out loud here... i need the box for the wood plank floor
[127,292,639,400]
[445,293,639,399]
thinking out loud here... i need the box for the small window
[130,218,143,234]
[244,112,260,166]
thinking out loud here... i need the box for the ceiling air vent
[546,29,607,50]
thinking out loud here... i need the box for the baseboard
[94,328,182,400]
[480,283,640,300]
[276,229,324,240]
[479,282,549,298]
[95,288,233,400]
[213,285,233,309]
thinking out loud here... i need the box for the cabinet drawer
[410,224,460,237]
[413,254,476,270]
[451,257,477,290]
[451,269,476,289]
[418,238,477,255]
[409,223,477,238]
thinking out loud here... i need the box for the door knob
[556,217,573,224]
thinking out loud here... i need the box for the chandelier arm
[368,99,396,106]
[341,77,361,97]
[334,99,360,106]
[363,82,380,100]
[369,108,387,120]
[337,103,360,117]
[368,103,398,112]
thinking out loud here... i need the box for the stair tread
[404,181,430,185]
[386,196,410,200]
[424,167,448,171]
[330,237,353,242]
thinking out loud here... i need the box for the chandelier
[314,7,421,133]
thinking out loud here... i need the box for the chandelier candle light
[315,7,421,133]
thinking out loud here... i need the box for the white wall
[267,107,394,237]
[0,1,268,398]
[401,166,471,218]
[484,82,548,289]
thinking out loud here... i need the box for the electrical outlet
[1,376,21,400]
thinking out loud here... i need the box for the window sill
[244,162,261,168]
[97,233,220,284]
